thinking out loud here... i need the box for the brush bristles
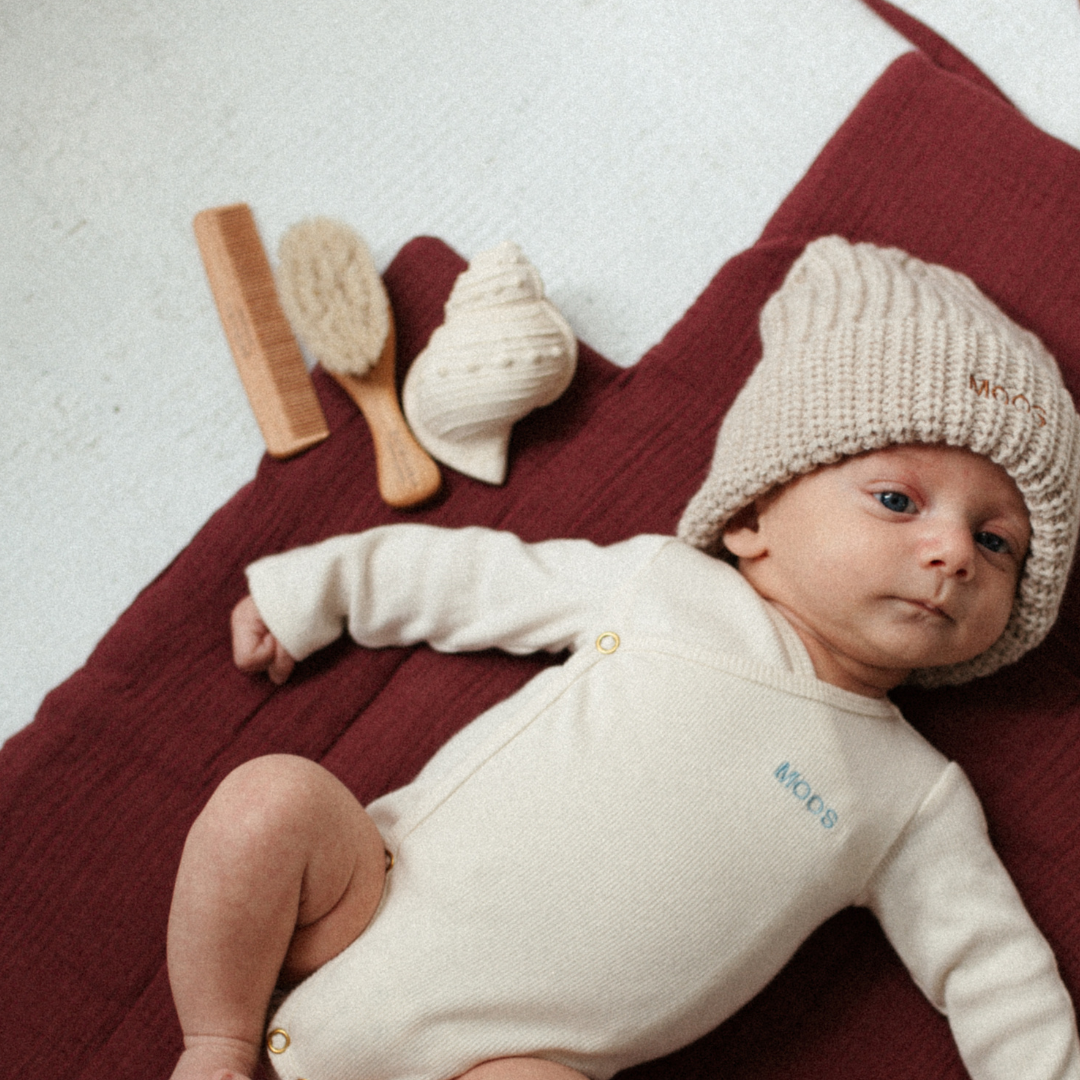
[277,218,390,378]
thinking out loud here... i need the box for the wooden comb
[194,203,330,459]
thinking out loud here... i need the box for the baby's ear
[722,502,768,559]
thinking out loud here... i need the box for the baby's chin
[864,606,1006,669]
[821,634,982,692]
[857,642,969,677]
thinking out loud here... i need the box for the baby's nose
[924,522,975,577]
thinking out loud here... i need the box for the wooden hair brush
[277,217,441,508]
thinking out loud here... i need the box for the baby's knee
[459,1058,589,1080]
[192,754,332,852]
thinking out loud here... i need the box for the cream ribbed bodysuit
[245,526,1079,1080]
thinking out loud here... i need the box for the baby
[167,237,1080,1080]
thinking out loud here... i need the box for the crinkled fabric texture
[2,44,1080,1080]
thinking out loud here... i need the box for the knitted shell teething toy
[402,241,577,485]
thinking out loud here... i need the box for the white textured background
[4,0,1080,745]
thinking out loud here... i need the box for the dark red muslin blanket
[2,24,1079,1080]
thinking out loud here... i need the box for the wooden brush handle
[328,323,442,508]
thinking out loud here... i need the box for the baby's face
[723,444,1030,697]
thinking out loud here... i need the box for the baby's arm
[230,595,295,684]
[240,524,669,671]
[861,763,1079,1080]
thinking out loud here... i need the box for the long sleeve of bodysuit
[245,524,668,663]
[859,762,1080,1080]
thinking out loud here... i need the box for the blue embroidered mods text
[774,763,838,829]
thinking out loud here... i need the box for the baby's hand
[231,595,296,685]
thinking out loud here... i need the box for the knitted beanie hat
[677,235,1080,686]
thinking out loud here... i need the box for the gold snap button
[385,847,395,871]
[267,1028,291,1054]
[596,632,620,654]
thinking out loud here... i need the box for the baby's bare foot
[170,1034,259,1080]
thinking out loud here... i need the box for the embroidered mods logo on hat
[678,235,1080,685]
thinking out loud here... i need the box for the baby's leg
[460,1059,589,1080]
[167,754,387,1080]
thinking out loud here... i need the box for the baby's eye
[975,531,1010,555]
[875,491,915,514]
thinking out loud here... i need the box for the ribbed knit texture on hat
[677,236,1080,685]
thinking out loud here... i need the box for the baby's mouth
[902,598,952,620]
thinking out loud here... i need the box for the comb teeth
[194,203,329,458]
